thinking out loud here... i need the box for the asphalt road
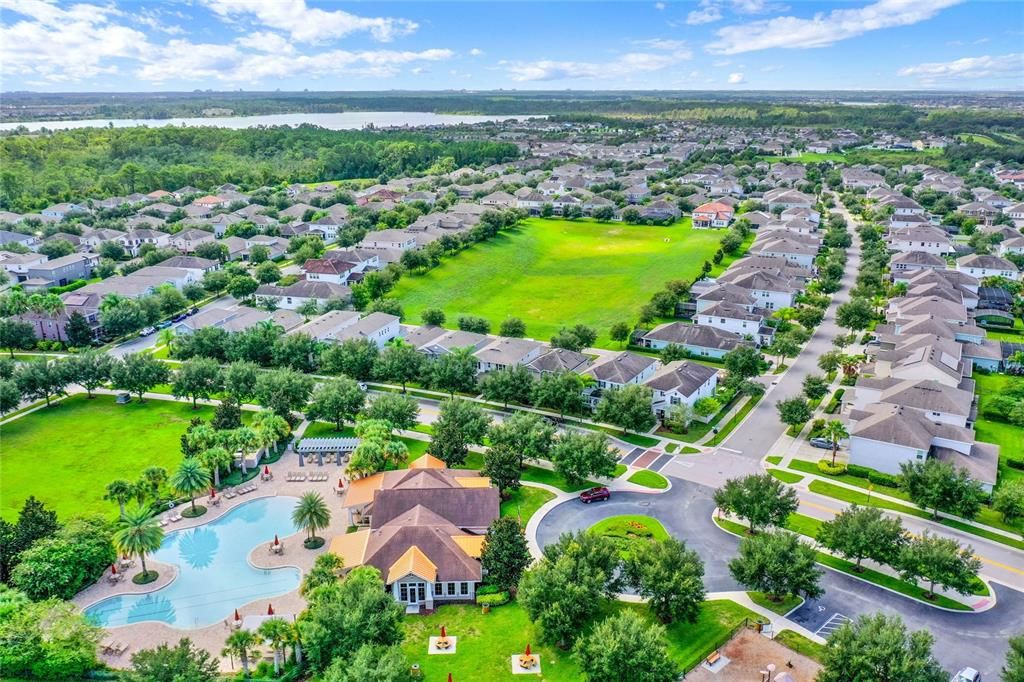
[719,200,862,458]
[535,478,1022,679]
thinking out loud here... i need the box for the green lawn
[972,373,1024,488]
[500,485,556,524]
[589,514,669,559]
[390,217,728,346]
[766,455,783,465]
[401,599,758,681]
[747,591,802,616]
[627,469,669,489]
[768,469,804,484]
[775,630,827,663]
[612,463,627,478]
[1,395,219,521]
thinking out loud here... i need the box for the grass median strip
[628,469,669,489]
[775,630,827,662]
[747,592,802,616]
[768,469,804,484]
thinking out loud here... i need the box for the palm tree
[200,446,233,487]
[113,505,164,582]
[158,327,175,355]
[252,410,291,451]
[233,426,260,475]
[222,628,259,679]
[171,459,211,515]
[141,466,168,501]
[824,420,849,467]
[257,617,293,676]
[40,294,65,343]
[292,492,331,548]
[104,479,134,517]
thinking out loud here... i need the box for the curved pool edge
[82,495,305,630]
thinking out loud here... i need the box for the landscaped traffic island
[390,217,728,346]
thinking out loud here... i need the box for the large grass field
[390,217,726,346]
[0,395,218,521]
[401,599,759,681]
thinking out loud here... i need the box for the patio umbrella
[234,609,241,622]
[298,452,304,467]
[110,564,117,575]
[440,625,446,638]
[338,479,344,490]
[524,644,531,656]
[273,534,280,546]
[264,465,270,476]
[267,604,275,616]
[209,487,216,498]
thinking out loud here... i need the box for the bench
[706,651,721,666]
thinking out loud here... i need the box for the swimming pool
[84,496,302,629]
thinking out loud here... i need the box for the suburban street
[534,480,1024,679]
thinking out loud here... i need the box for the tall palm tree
[252,410,291,450]
[233,426,260,475]
[40,294,65,343]
[158,327,175,355]
[257,617,293,676]
[200,446,233,487]
[26,293,47,338]
[104,479,134,518]
[292,492,331,547]
[222,628,259,679]
[171,459,211,514]
[141,466,168,501]
[824,420,850,467]
[113,505,164,581]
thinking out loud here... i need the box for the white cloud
[235,31,296,54]
[687,1,723,25]
[0,0,149,81]
[634,38,691,54]
[202,0,418,43]
[469,48,484,56]
[728,72,745,83]
[897,53,1023,84]
[654,2,667,9]
[708,0,962,54]
[503,49,690,82]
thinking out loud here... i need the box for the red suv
[579,487,611,503]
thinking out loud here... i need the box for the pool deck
[72,447,349,671]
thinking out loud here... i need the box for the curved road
[536,479,1023,679]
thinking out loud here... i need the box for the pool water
[85,496,302,629]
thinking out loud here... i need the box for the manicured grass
[590,514,669,558]
[401,599,758,681]
[500,485,556,524]
[612,463,627,478]
[957,133,1000,146]
[713,517,973,611]
[768,469,804,484]
[785,513,824,538]
[789,459,910,500]
[808,479,1024,550]
[627,469,669,489]
[665,442,678,453]
[973,373,1024,488]
[705,394,763,446]
[775,630,827,662]
[747,591,802,616]
[759,152,846,163]
[0,394,219,521]
[766,455,783,465]
[680,446,700,454]
[563,419,660,447]
[390,217,728,346]
[462,451,597,493]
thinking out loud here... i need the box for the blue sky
[1,0,1021,92]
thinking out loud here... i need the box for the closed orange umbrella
[267,604,275,616]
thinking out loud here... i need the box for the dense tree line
[0,125,520,212]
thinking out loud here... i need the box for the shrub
[846,464,902,488]
[476,591,510,606]
[1007,457,1024,472]
[817,460,847,476]
[475,583,504,597]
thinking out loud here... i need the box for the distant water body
[0,111,543,132]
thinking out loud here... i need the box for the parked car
[171,313,188,323]
[579,487,610,503]
[187,307,199,316]
[809,437,838,449]
[138,326,156,337]
[156,321,172,330]
[952,668,980,682]
[115,393,131,404]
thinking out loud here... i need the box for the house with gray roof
[640,322,750,359]
[645,361,720,418]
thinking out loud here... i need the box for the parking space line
[814,613,850,637]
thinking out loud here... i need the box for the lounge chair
[225,488,236,499]
[113,643,129,656]
[158,515,169,527]
[170,511,182,522]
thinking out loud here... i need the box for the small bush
[476,583,504,597]
[846,464,902,487]
[817,459,847,475]
[476,591,510,607]
[1007,458,1024,472]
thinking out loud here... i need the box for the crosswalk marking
[814,613,851,637]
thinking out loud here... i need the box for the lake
[0,111,541,132]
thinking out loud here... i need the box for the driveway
[534,476,1022,679]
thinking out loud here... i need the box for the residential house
[645,361,720,418]
[254,280,351,310]
[639,322,749,359]
[956,254,1020,281]
[692,201,735,229]
[474,337,545,373]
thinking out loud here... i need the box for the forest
[0,126,520,213]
